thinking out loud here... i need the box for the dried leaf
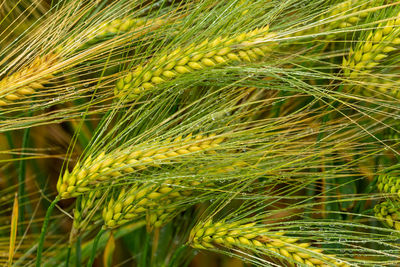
[103,232,115,267]
[8,193,18,267]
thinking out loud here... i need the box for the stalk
[35,196,60,267]
[17,122,30,234]
[87,228,105,267]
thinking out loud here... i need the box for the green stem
[167,245,187,267]
[140,231,151,267]
[18,125,30,234]
[5,131,15,188]
[151,228,160,266]
[65,246,71,267]
[36,196,60,267]
[87,228,105,267]
[76,236,82,267]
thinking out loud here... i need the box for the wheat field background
[1,0,400,266]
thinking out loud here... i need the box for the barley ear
[189,219,350,267]
[114,26,276,99]
[376,174,400,197]
[343,12,400,97]
[374,201,400,231]
[57,133,225,199]
[0,53,58,106]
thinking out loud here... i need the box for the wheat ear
[0,53,59,106]
[102,178,201,228]
[376,174,400,197]
[358,77,400,98]
[189,219,349,267]
[114,25,276,99]
[374,201,400,230]
[319,0,370,30]
[340,12,400,98]
[62,17,163,53]
[102,162,244,230]
[0,17,162,106]
[293,0,371,38]
[69,189,105,243]
[57,133,225,199]
[343,12,400,78]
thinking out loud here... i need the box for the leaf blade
[8,193,18,267]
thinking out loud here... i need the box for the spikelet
[102,178,202,229]
[376,174,400,197]
[374,201,400,231]
[57,133,225,199]
[114,25,276,99]
[189,219,349,267]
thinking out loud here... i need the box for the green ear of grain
[114,25,276,99]
[62,16,165,54]
[377,174,400,196]
[342,11,400,97]
[102,180,196,229]
[374,201,400,230]
[344,13,400,78]
[57,133,225,199]
[292,0,374,39]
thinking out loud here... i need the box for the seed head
[0,54,58,106]
[114,26,276,99]
[343,13,400,97]
[374,201,400,231]
[189,219,350,267]
[56,133,225,199]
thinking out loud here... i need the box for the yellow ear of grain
[114,26,276,99]
[57,133,225,199]
[189,219,350,267]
